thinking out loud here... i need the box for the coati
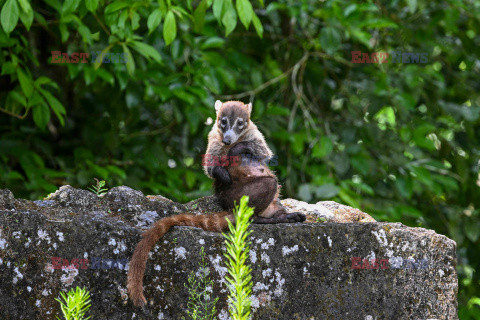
[127,100,305,307]
[206,100,304,223]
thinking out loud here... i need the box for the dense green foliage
[0,0,479,317]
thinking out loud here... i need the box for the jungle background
[0,0,479,317]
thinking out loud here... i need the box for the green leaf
[77,24,92,44]
[43,0,61,12]
[221,0,237,36]
[1,0,19,34]
[130,41,162,63]
[17,0,32,13]
[39,89,66,122]
[374,106,396,130]
[93,44,112,69]
[251,12,263,38]
[312,136,333,158]
[62,0,81,14]
[96,69,115,86]
[34,76,56,88]
[8,89,27,107]
[105,1,129,14]
[236,0,253,28]
[18,4,33,30]
[27,91,45,108]
[17,0,33,30]
[344,4,357,17]
[213,0,225,21]
[163,11,176,46]
[122,43,135,75]
[1,61,15,75]
[85,0,99,12]
[59,23,69,42]
[147,9,163,34]
[319,27,341,55]
[193,0,207,33]
[201,37,225,49]
[33,103,50,129]
[16,68,33,98]
[131,11,140,30]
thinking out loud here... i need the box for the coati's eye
[221,118,227,127]
[237,120,244,128]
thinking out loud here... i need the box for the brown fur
[204,101,272,178]
[127,212,233,307]
[127,100,305,307]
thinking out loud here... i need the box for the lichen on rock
[0,187,458,320]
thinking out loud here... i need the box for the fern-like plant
[223,195,254,320]
[87,178,108,197]
[55,286,91,320]
[183,246,219,320]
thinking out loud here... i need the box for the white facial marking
[236,118,244,130]
[220,117,228,128]
[215,100,222,113]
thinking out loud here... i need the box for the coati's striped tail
[127,213,232,307]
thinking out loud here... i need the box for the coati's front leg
[211,166,232,185]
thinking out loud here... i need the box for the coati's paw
[285,212,307,223]
[212,166,232,185]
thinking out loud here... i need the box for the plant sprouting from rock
[55,286,91,320]
[87,178,108,197]
[183,246,218,320]
[223,195,254,320]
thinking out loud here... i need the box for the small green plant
[87,178,108,197]
[316,217,327,223]
[55,286,91,320]
[223,196,254,320]
[183,246,219,320]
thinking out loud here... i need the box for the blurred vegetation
[0,0,479,317]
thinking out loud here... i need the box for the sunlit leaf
[163,11,176,45]
[1,0,19,34]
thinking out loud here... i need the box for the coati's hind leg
[252,205,306,223]
[218,175,277,215]
[253,185,306,224]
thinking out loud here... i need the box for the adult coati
[127,100,305,307]
[206,100,304,224]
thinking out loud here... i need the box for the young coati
[127,100,305,307]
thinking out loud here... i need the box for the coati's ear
[246,102,252,114]
[215,100,222,114]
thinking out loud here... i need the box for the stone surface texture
[0,186,457,319]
